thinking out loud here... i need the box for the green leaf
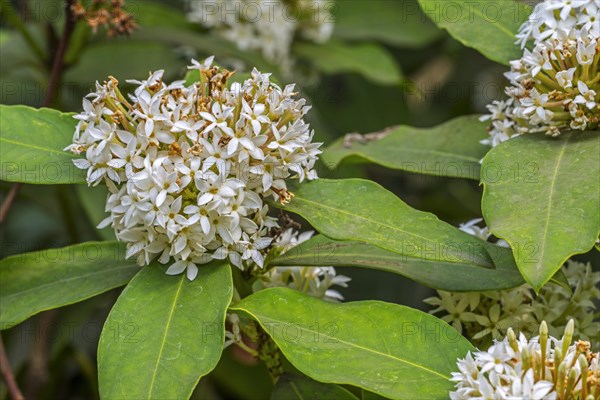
[0,241,138,329]
[231,288,474,399]
[271,374,359,400]
[333,0,442,48]
[294,41,402,86]
[98,262,232,400]
[323,115,488,180]
[361,390,388,400]
[278,179,493,268]
[64,41,185,84]
[0,105,85,184]
[132,27,277,74]
[481,132,600,290]
[273,235,525,291]
[418,0,531,65]
[131,1,195,30]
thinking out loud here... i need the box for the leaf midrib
[332,143,481,164]
[1,264,138,302]
[290,195,489,267]
[147,274,185,399]
[0,136,71,156]
[536,136,569,277]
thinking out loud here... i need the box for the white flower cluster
[187,0,334,70]
[426,219,599,347]
[67,57,321,280]
[450,322,600,400]
[254,229,351,301]
[481,0,599,147]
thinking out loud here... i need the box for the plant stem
[17,0,29,22]
[0,183,22,224]
[44,0,77,107]
[0,0,45,62]
[0,334,25,400]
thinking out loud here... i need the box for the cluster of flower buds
[67,57,321,280]
[71,0,137,37]
[187,0,334,69]
[450,321,600,399]
[481,0,599,147]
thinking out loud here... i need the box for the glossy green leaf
[273,235,525,291]
[333,0,442,47]
[323,115,488,180]
[0,105,85,184]
[98,262,232,399]
[271,374,359,400]
[278,179,493,268]
[232,288,474,399]
[0,241,138,329]
[294,41,402,86]
[418,0,531,65]
[481,132,600,290]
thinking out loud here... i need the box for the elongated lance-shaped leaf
[277,179,494,268]
[232,288,474,399]
[323,115,488,180]
[0,105,85,184]
[272,235,525,291]
[418,0,531,65]
[272,235,571,292]
[481,131,600,290]
[271,374,359,400]
[0,241,139,329]
[98,262,232,400]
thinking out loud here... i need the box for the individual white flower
[187,0,334,71]
[450,321,599,400]
[555,67,576,89]
[458,218,509,248]
[68,57,321,280]
[575,81,598,110]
